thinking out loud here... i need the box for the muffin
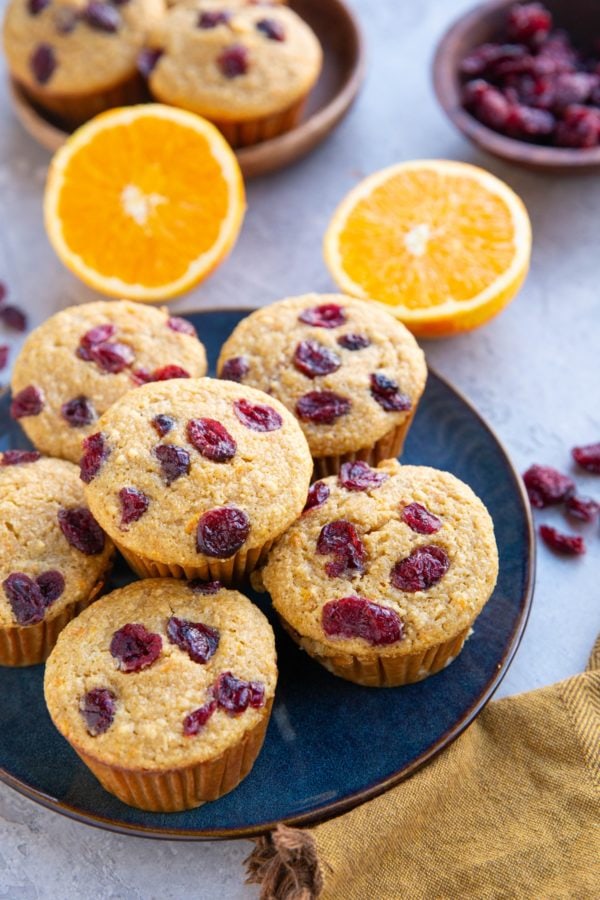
[217,294,428,478]
[261,459,499,687]
[10,300,207,464]
[44,578,277,811]
[3,0,165,127]
[0,452,114,666]
[81,376,313,582]
[147,1,322,147]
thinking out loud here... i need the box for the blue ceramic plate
[0,310,534,839]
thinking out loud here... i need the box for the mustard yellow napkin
[246,637,600,899]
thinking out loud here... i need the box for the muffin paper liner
[21,71,146,129]
[312,410,416,480]
[70,700,273,812]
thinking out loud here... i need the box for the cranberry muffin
[44,579,277,811]
[10,300,207,464]
[0,452,114,666]
[261,459,498,686]
[81,377,313,582]
[218,294,427,477]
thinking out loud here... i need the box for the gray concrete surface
[1,0,599,896]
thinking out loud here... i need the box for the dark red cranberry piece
[523,464,575,508]
[189,579,222,594]
[572,442,600,473]
[0,305,28,332]
[217,44,249,78]
[118,487,150,528]
[460,43,528,78]
[0,346,7,370]
[2,573,46,625]
[299,303,346,329]
[233,398,283,432]
[187,418,237,462]
[506,104,555,138]
[80,323,116,348]
[137,47,163,77]
[539,525,585,556]
[10,385,44,419]
[80,688,117,736]
[256,18,285,41]
[89,341,134,374]
[338,461,388,492]
[0,282,5,303]
[154,444,190,485]
[110,623,162,673]
[370,373,411,412]
[167,316,197,337]
[337,333,371,351]
[198,9,230,28]
[80,432,109,483]
[84,1,121,32]
[28,0,50,15]
[317,520,366,578]
[61,395,96,428]
[131,367,153,384]
[36,570,65,605]
[183,698,217,736]
[552,73,596,111]
[151,414,175,437]
[565,494,600,524]
[402,502,442,535]
[196,507,250,558]
[219,356,249,383]
[322,596,403,646]
[507,2,552,47]
[58,507,105,555]
[167,616,220,664]
[152,364,190,381]
[30,43,56,84]
[390,545,450,592]
[555,105,600,148]
[213,671,265,714]
[296,391,351,425]
[303,481,330,513]
[1,449,41,466]
[293,340,341,379]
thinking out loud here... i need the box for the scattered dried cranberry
[152,365,190,381]
[0,346,8,370]
[402,502,442,534]
[233,398,283,432]
[118,487,150,528]
[196,507,250,558]
[3,573,46,625]
[183,698,217,736]
[303,481,330,513]
[337,333,371,351]
[338,461,388,492]
[539,524,585,555]
[322,596,404,646]
[523,464,575,508]
[84,1,121,32]
[555,104,600,147]
[299,303,346,329]
[30,43,56,84]
[137,47,163,77]
[80,432,109,483]
[460,43,529,78]
[189,579,222,594]
[187,418,237,462]
[572,442,600,473]
[213,671,265,714]
[507,2,552,47]
[256,18,285,41]
[28,0,50,15]
[565,494,599,523]
[61,395,96,428]
[198,9,230,28]
[151,414,175,437]
[391,545,450,592]
[80,688,117,736]
[219,356,249,383]
[370,373,411,412]
[217,44,249,78]
[10,385,44,419]
[167,616,220,664]
[154,444,190,485]
[553,73,596,110]
[296,390,351,424]
[58,507,105,555]
[110,623,162,673]
[0,305,27,332]
[80,323,116,349]
[36,570,65,605]
[131,367,153,384]
[293,340,341,379]
[317,520,366,578]
[1,449,41,466]
[89,341,134,374]
[167,316,196,337]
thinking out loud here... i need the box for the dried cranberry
[152,365,190,381]
[322,596,403,645]
[1,449,41,466]
[58,507,105,555]
[233,398,283,432]
[296,391,351,424]
[0,305,28,332]
[317,520,366,578]
[131,367,153,385]
[539,525,585,555]
[370,373,411,412]
[187,418,237,462]
[167,316,196,336]
[217,44,249,78]
[198,10,230,28]
[535,32,577,75]
[565,494,599,523]
[0,282,5,303]
[460,43,529,78]
[118,487,150,528]
[36,570,65,604]
[299,303,346,329]
[572,442,600,473]
[219,356,249,383]
[154,444,190,485]
[337,333,371,351]
[137,47,163,77]
[80,323,116,348]
[293,340,341,379]
[183,697,217,735]
[80,688,117,736]
[552,73,596,110]
[402,502,442,534]
[89,341,134,374]
[28,0,50,14]
[523,464,575,508]
[151,414,175,437]
[338,461,388,492]
[391,545,450,592]
[61,395,96,428]
[10,385,44,419]
[30,43,56,84]
[2,573,46,625]
[196,507,250,557]
[189,579,222,594]
[507,2,552,47]
[303,481,330,513]
[213,671,265,714]
[555,105,600,148]
[80,432,109,483]
[167,616,220,664]
[256,18,285,41]
[84,1,120,32]
[110,623,162,673]
[54,6,78,32]
[0,346,7,370]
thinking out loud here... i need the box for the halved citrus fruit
[44,105,245,301]
[323,160,531,337]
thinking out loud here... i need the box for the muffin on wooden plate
[44,579,277,810]
[0,452,114,666]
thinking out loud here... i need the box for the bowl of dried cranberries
[433,0,600,169]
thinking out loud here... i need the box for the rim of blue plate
[0,309,535,840]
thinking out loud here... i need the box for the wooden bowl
[8,0,365,179]
[433,0,600,171]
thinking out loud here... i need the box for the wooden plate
[8,0,365,178]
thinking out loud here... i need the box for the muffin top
[82,377,313,566]
[2,0,165,95]
[148,1,322,120]
[0,453,114,629]
[11,300,207,464]
[217,294,428,458]
[262,459,499,659]
[44,579,277,768]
